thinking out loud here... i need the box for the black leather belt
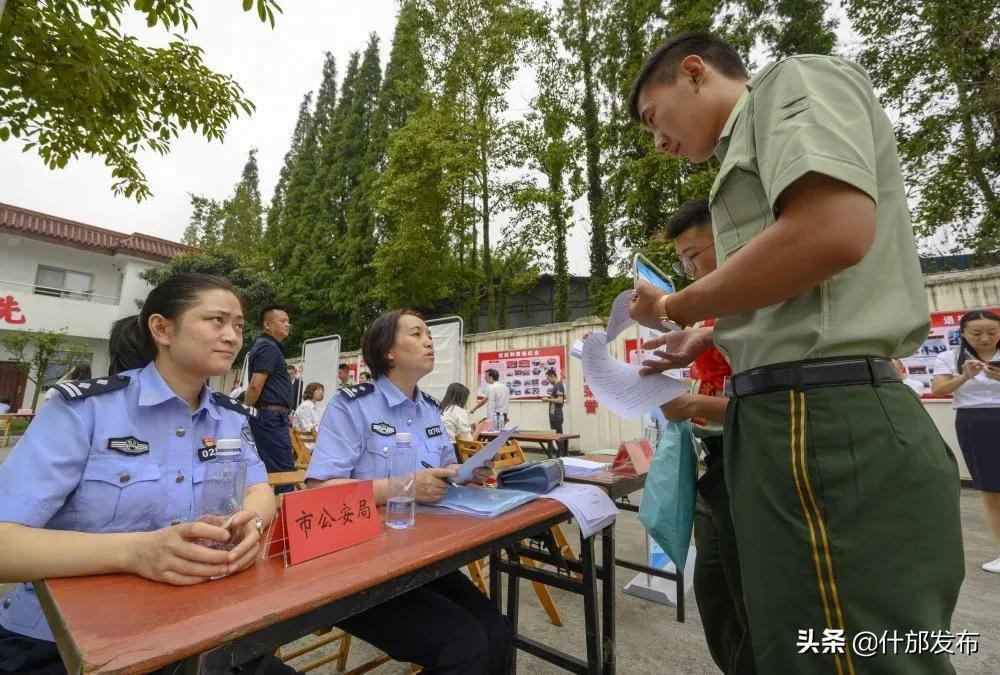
[259,404,292,413]
[725,357,901,398]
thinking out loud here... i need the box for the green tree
[416,0,545,331]
[263,91,312,270]
[0,329,91,409]
[847,0,999,251]
[759,0,837,58]
[0,0,280,201]
[140,251,279,356]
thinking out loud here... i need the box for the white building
[0,202,194,409]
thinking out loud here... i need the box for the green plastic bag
[638,409,697,570]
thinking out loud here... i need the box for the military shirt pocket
[360,436,393,479]
[710,162,772,258]
[68,457,161,532]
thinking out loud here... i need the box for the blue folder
[427,485,537,518]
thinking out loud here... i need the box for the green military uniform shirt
[709,55,930,373]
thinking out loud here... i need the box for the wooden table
[36,500,616,674]
[564,455,686,622]
[480,429,581,458]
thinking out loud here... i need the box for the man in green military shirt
[627,32,964,674]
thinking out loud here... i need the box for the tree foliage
[0,0,281,200]
[0,329,91,409]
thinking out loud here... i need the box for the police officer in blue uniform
[0,274,295,675]
[307,309,510,675]
[244,304,297,493]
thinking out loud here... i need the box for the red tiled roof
[0,202,197,262]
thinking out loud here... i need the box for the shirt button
[119,473,131,483]
[175,474,185,483]
[2,596,11,609]
[176,427,186,437]
[407,419,413,425]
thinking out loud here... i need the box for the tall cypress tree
[265,91,313,270]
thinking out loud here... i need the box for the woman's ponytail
[108,315,154,375]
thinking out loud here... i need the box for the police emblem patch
[107,436,150,456]
[371,422,396,436]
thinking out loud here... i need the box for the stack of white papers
[428,485,538,518]
[539,484,618,538]
[562,457,608,477]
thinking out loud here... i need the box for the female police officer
[307,309,511,675]
[0,273,294,675]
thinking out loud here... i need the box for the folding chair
[289,428,316,469]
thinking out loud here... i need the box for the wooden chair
[289,428,316,469]
[267,470,307,491]
[0,414,12,447]
[458,439,575,627]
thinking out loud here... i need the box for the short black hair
[628,31,749,122]
[666,197,711,240]
[362,309,423,379]
[545,368,558,377]
[338,363,349,372]
[259,304,288,327]
[485,369,500,381]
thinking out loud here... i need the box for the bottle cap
[395,432,412,442]
[215,438,241,455]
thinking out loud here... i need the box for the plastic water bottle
[198,438,247,550]
[386,432,416,529]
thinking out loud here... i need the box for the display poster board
[477,346,566,400]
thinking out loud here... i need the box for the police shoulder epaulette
[420,390,441,407]
[211,392,258,418]
[339,382,374,401]
[54,375,130,402]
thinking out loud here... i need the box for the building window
[34,266,94,301]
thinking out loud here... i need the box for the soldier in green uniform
[627,32,964,674]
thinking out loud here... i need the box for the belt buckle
[723,377,734,397]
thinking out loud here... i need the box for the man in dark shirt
[245,304,296,492]
[540,368,567,456]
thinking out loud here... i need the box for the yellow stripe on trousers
[789,391,856,674]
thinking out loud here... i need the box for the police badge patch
[371,422,396,436]
[107,436,150,456]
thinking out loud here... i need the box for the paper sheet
[606,289,635,340]
[454,426,519,484]
[540,483,618,538]
[581,331,687,419]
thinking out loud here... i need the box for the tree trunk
[579,2,607,281]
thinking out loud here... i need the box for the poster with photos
[476,346,566,400]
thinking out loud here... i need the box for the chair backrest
[288,428,316,468]
[0,414,11,431]
[455,438,485,463]
[492,439,528,469]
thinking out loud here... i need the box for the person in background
[293,382,325,434]
[41,363,92,407]
[539,369,568,456]
[307,309,509,674]
[893,358,925,394]
[932,310,1000,573]
[0,397,10,415]
[287,364,303,405]
[0,273,293,675]
[655,197,753,674]
[337,363,353,388]
[244,305,297,493]
[472,369,509,431]
[440,383,490,443]
[358,371,372,383]
[627,32,962,673]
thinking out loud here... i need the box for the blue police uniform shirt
[307,377,456,481]
[0,362,267,641]
[246,334,294,408]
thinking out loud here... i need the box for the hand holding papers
[581,331,687,419]
[453,426,519,484]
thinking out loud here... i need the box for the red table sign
[276,481,381,565]
[611,439,654,476]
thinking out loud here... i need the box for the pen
[421,460,459,487]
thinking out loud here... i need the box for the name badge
[426,425,443,438]
[197,445,218,462]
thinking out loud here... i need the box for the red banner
[476,346,566,401]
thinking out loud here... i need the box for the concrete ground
[0,439,997,673]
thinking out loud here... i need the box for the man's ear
[680,54,707,88]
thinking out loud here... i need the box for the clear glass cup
[386,433,416,529]
[198,439,247,551]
